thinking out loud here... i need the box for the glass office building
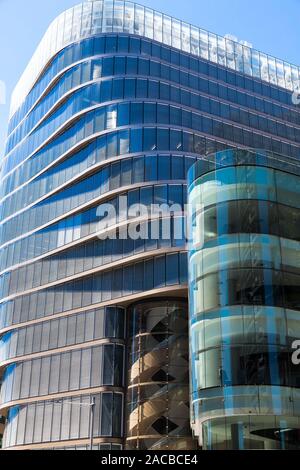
[0,0,299,449]
[188,149,300,449]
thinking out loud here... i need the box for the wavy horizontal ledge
[5,76,223,174]
[4,82,300,185]
[0,144,193,219]
[0,179,186,249]
[0,212,186,276]
[0,118,265,208]
[7,55,300,156]
[0,244,186,303]
[0,162,187,226]
[0,337,125,370]
[9,43,300,145]
[0,385,124,414]
[0,150,195,232]
[0,285,188,335]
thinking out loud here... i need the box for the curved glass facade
[9,1,300,118]
[188,149,300,449]
[1,1,195,449]
[1,1,300,450]
[3,393,123,448]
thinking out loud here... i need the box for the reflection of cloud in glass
[292,80,300,105]
[10,1,300,117]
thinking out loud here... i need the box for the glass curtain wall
[188,149,300,449]
[2,1,300,450]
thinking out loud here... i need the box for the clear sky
[0,0,299,156]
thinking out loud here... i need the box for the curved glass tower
[1,0,300,450]
[188,149,300,449]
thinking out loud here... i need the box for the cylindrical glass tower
[188,149,300,450]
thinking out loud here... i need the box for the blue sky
[0,0,299,156]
